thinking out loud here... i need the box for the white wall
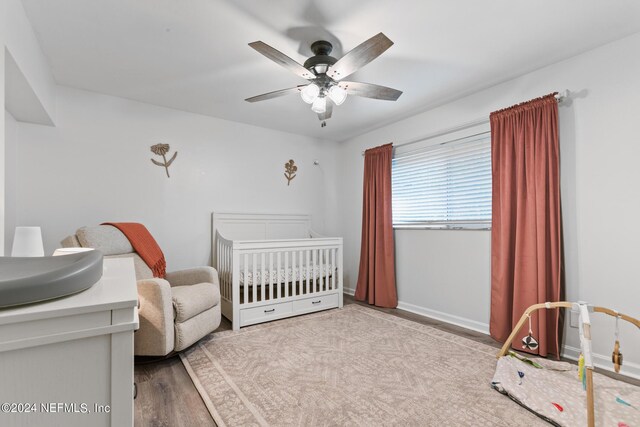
[3,111,17,255]
[2,0,57,254]
[0,0,5,255]
[337,32,640,377]
[3,0,56,124]
[10,86,338,270]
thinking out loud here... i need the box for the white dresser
[0,258,138,427]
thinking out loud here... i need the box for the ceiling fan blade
[245,86,304,103]
[317,100,333,120]
[249,41,315,80]
[339,81,402,101]
[327,33,393,80]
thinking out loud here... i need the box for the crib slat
[327,249,331,291]
[276,251,281,300]
[221,242,225,299]
[296,251,301,296]
[219,241,223,298]
[217,243,229,298]
[230,246,233,298]
[325,248,329,291]
[231,246,240,328]
[309,249,312,294]
[220,243,224,299]
[216,239,221,288]
[291,251,296,297]
[298,250,302,295]
[316,249,320,292]
[252,253,257,304]
[320,249,327,291]
[269,252,274,300]
[324,248,328,292]
[300,250,304,296]
[331,248,336,290]
[318,248,323,293]
[217,239,222,296]
[223,243,228,299]
[318,249,321,293]
[318,249,327,292]
[318,249,322,292]
[324,248,329,291]
[261,252,266,302]
[338,243,344,307]
[315,249,320,293]
[243,253,248,305]
[284,251,289,299]
[222,241,226,298]
[304,249,311,294]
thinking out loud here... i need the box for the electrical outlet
[570,310,579,328]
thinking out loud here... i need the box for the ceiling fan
[245,32,402,127]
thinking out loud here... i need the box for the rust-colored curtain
[355,143,398,308]
[490,93,563,357]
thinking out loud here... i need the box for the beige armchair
[62,225,221,356]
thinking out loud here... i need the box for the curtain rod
[361,90,569,156]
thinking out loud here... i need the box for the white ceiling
[20,0,640,141]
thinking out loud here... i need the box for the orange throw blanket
[102,222,166,278]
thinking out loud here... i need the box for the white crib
[212,212,343,331]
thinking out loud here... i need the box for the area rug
[180,305,548,426]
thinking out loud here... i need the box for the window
[392,129,492,229]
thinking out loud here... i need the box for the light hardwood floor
[134,317,231,427]
[133,294,639,426]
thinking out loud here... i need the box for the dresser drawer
[293,293,339,314]
[240,301,293,326]
[0,311,111,345]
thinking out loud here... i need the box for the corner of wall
[1,2,6,255]
[0,87,4,257]
[4,0,57,126]
[2,0,59,254]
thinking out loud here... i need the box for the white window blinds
[392,131,492,228]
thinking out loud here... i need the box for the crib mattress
[492,353,640,426]
[237,266,334,287]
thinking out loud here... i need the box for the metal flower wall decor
[284,159,297,186]
[150,143,178,178]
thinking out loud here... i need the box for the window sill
[393,224,491,231]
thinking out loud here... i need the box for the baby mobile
[611,312,623,373]
[577,310,624,392]
[521,313,539,351]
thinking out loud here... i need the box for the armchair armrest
[135,278,174,356]
[165,266,219,287]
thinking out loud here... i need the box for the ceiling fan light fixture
[328,85,347,106]
[313,64,329,74]
[311,96,326,114]
[246,33,402,123]
[300,83,320,104]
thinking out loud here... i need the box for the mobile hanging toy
[522,313,539,351]
[612,313,623,373]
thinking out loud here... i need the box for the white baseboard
[562,344,640,380]
[343,288,489,335]
[396,301,491,335]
